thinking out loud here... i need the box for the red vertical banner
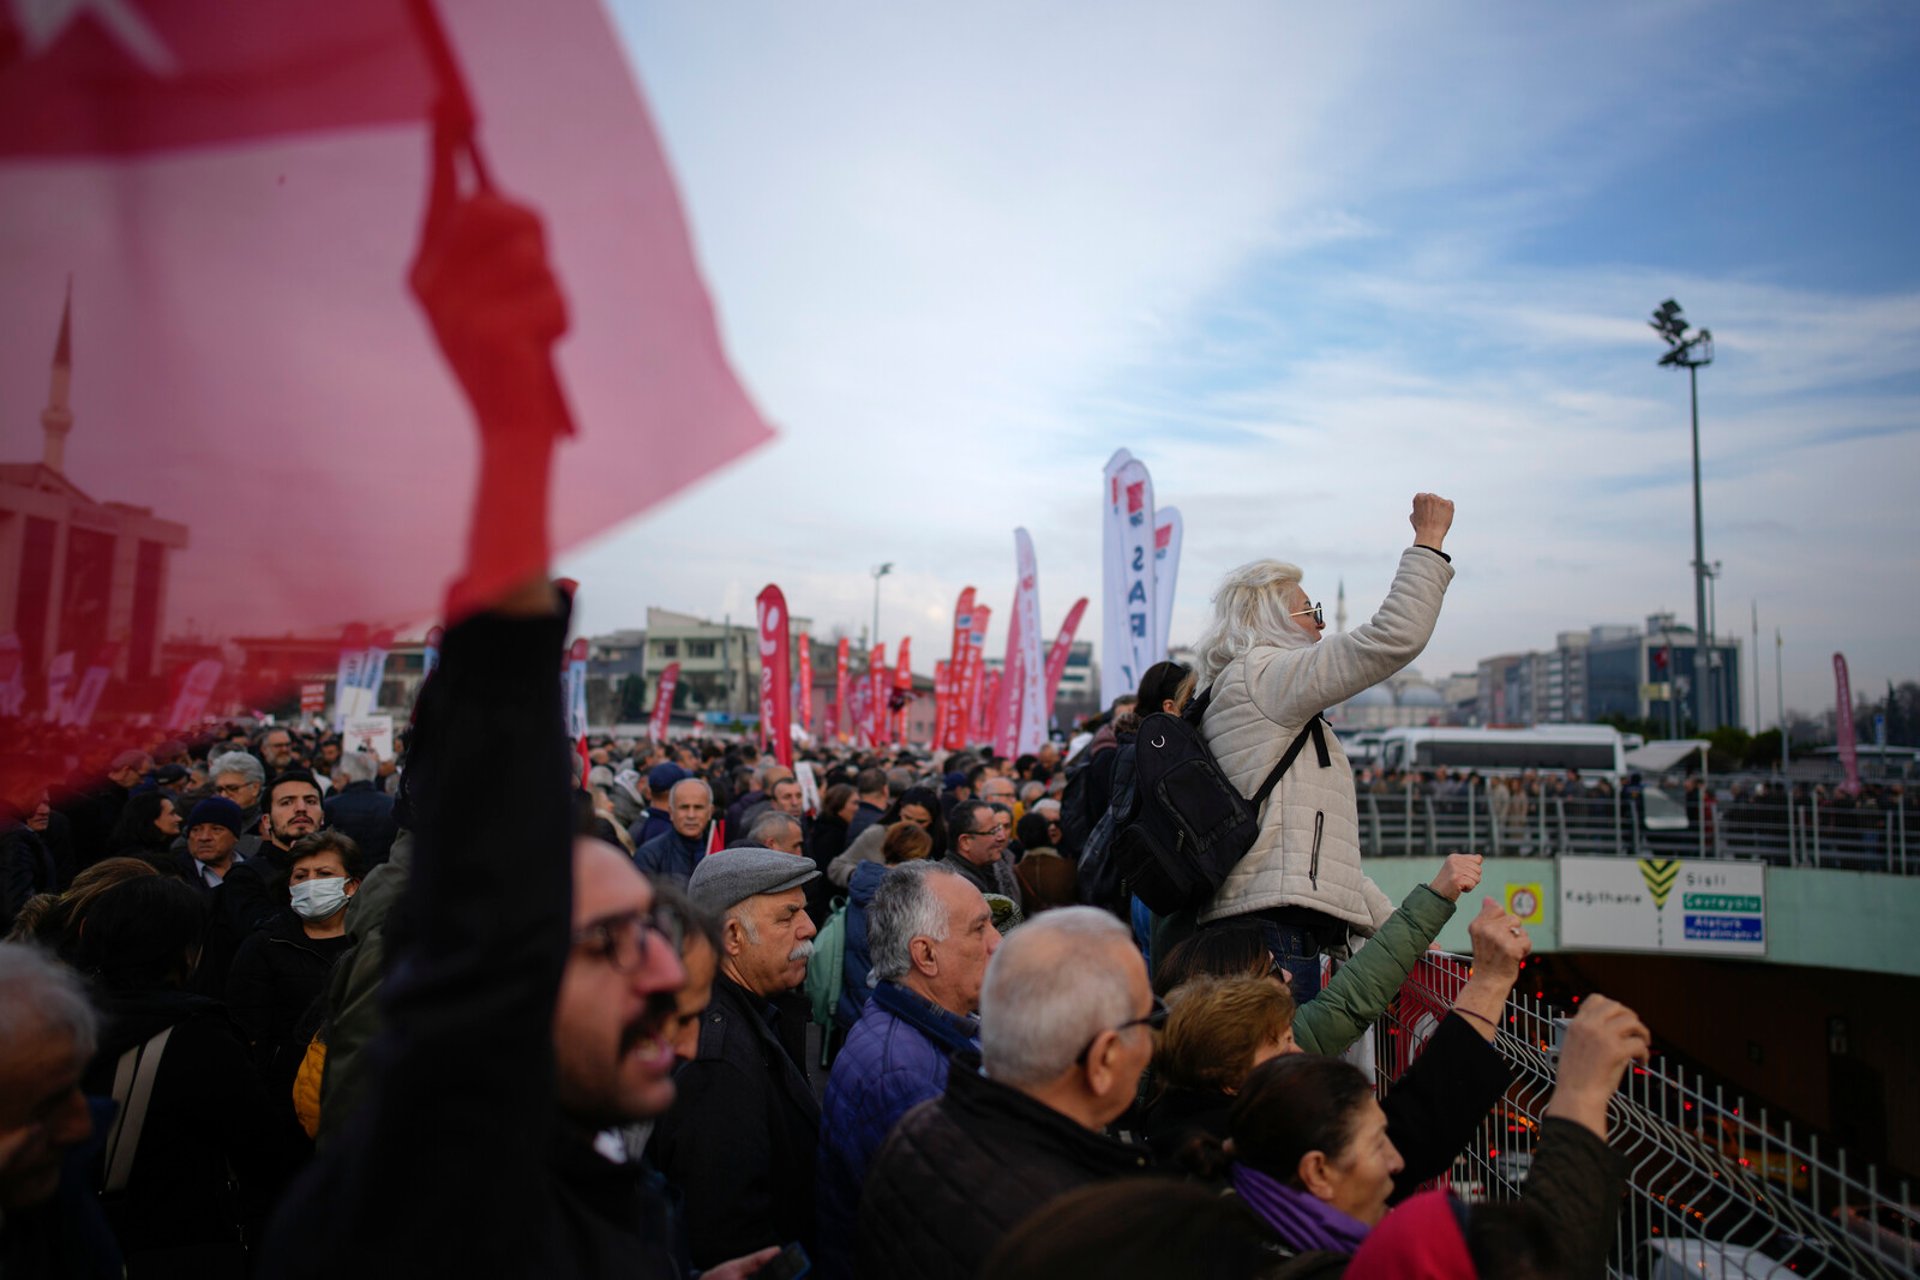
[650,661,680,744]
[848,678,869,747]
[797,632,813,733]
[933,659,951,752]
[963,605,991,747]
[1834,653,1861,796]
[1044,596,1090,721]
[945,587,976,750]
[980,669,1002,750]
[833,637,850,742]
[893,636,913,745]
[756,585,793,768]
[867,643,888,746]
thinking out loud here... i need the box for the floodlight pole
[1687,359,1710,734]
[1651,300,1714,736]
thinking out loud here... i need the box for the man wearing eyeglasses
[940,798,1023,922]
[858,907,1159,1280]
[649,848,823,1270]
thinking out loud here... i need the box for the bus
[1376,725,1629,779]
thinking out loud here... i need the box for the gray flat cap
[688,847,820,915]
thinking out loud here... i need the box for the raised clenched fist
[1410,493,1455,552]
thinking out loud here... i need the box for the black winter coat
[856,1063,1153,1280]
[259,607,682,1279]
[1144,1012,1510,1202]
[649,973,821,1268]
[225,910,351,1105]
[80,987,299,1274]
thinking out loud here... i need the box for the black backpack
[1112,689,1330,915]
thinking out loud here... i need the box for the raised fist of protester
[1450,897,1531,1039]
[410,111,574,618]
[1466,897,1531,980]
[408,116,570,440]
[1427,852,1483,902]
[1409,492,1455,553]
[1545,995,1652,1139]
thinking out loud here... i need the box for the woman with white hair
[1191,493,1460,997]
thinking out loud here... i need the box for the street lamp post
[1650,299,1715,734]
[871,562,893,655]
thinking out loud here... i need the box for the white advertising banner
[1559,856,1766,957]
[1102,450,1157,708]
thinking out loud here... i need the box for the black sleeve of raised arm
[260,605,574,1276]
[1384,1012,1515,1200]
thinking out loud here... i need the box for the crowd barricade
[1371,953,1919,1277]
[1354,777,1916,874]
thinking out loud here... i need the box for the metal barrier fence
[1357,782,1915,874]
[1374,953,1919,1277]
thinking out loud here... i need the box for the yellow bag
[292,1031,327,1140]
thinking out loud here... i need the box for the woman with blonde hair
[1189,493,1463,997]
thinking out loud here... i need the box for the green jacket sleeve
[1293,884,1454,1055]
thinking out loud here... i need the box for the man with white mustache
[650,849,823,1271]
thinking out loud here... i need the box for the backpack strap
[102,1025,173,1194]
[1248,716,1331,809]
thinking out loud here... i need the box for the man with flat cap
[649,848,822,1269]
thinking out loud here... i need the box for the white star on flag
[12,0,177,75]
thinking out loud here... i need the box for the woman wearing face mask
[226,831,362,1114]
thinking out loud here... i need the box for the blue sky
[562,1,1920,722]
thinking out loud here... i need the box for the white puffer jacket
[1199,547,1454,933]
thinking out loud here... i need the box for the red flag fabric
[756,586,792,769]
[1044,597,1089,719]
[0,0,772,776]
[650,661,679,744]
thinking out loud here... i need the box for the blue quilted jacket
[813,983,980,1280]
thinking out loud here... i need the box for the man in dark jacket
[815,862,998,1280]
[857,907,1159,1280]
[938,799,1022,912]
[628,762,687,849]
[634,778,713,890]
[321,751,398,866]
[650,848,821,1269]
[845,768,887,843]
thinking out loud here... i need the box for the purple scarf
[1231,1161,1371,1255]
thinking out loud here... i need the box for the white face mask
[290,876,351,921]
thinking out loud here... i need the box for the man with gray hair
[744,809,804,858]
[857,906,1160,1280]
[813,862,999,1280]
[634,777,713,890]
[0,942,120,1273]
[650,848,822,1269]
[324,749,398,866]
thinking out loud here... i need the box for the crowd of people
[1,651,1651,1280]
[2,163,1653,1279]
[1,575,1652,1279]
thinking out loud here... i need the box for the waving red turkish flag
[0,0,773,769]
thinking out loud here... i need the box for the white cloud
[563,1,1919,720]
